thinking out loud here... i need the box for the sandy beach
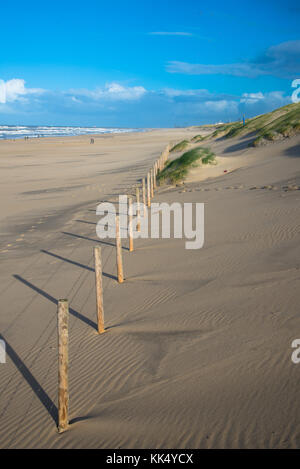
[0,128,300,448]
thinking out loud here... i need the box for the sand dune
[0,129,299,448]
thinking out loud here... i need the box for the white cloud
[166,61,263,78]
[104,82,146,100]
[0,77,292,127]
[241,90,287,106]
[149,32,193,37]
[71,82,147,101]
[203,100,238,112]
[162,87,209,98]
[240,92,264,104]
[0,78,44,104]
[71,96,82,103]
[166,40,300,79]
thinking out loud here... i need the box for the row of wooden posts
[57,143,170,433]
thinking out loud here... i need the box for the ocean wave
[0,125,144,139]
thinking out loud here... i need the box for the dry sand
[0,128,299,448]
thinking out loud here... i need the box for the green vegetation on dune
[203,122,241,141]
[251,103,300,146]
[191,134,205,142]
[158,147,216,184]
[204,102,300,146]
[170,140,189,152]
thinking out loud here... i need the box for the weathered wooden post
[164,144,170,164]
[136,186,141,232]
[142,178,146,217]
[164,147,167,163]
[128,196,134,252]
[153,164,157,189]
[150,169,154,198]
[94,246,104,334]
[57,299,69,433]
[116,215,124,283]
[147,172,151,207]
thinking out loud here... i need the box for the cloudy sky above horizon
[0,0,300,127]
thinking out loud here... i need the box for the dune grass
[170,140,190,152]
[191,134,205,143]
[204,102,300,146]
[202,122,241,141]
[158,147,216,184]
[251,103,300,146]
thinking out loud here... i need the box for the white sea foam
[0,125,144,139]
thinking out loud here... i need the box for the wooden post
[142,178,146,217]
[57,299,69,433]
[150,169,154,198]
[115,215,124,283]
[147,172,151,207]
[164,144,170,164]
[136,186,141,232]
[128,196,134,252]
[153,164,157,189]
[94,246,104,334]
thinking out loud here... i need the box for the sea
[0,125,144,140]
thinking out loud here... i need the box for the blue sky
[0,0,300,127]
